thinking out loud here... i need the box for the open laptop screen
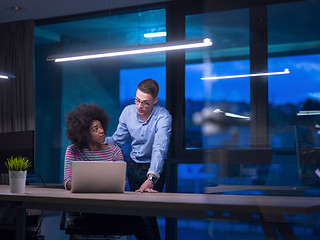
[71,161,126,193]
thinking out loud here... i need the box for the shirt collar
[136,105,156,123]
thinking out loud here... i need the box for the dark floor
[3,213,318,240]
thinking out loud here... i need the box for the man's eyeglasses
[133,98,150,107]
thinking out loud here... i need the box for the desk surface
[1,185,320,219]
[205,185,308,193]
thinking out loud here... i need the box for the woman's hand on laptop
[135,179,158,193]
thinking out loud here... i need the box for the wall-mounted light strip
[47,38,213,63]
[297,110,320,116]
[0,73,15,79]
[144,32,167,38]
[0,75,9,79]
[201,68,290,80]
[213,108,250,120]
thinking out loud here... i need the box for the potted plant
[5,156,31,193]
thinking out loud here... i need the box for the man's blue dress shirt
[106,104,172,178]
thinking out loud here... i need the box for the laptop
[71,161,126,193]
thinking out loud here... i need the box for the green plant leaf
[5,156,31,171]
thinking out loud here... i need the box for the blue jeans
[128,158,166,240]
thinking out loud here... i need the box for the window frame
[166,1,274,164]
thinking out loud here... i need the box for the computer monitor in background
[0,130,34,183]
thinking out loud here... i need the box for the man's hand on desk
[135,180,158,193]
[135,174,158,193]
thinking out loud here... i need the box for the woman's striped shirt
[64,144,123,189]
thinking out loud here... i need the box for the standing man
[105,78,172,239]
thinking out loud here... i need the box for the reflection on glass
[201,68,289,80]
[269,54,320,148]
[185,60,250,149]
[185,9,250,149]
[268,0,320,149]
[34,8,166,184]
[35,9,166,51]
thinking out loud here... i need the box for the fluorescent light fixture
[213,108,250,120]
[297,110,320,116]
[0,75,9,79]
[47,38,213,63]
[0,72,15,79]
[201,68,290,80]
[144,32,167,38]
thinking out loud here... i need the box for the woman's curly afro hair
[65,103,109,149]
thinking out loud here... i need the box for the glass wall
[34,8,167,238]
[268,1,320,150]
[34,8,166,183]
[267,0,320,188]
[178,2,320,238]
[182,0,320,189]
[33,1,320,239]
[185,9,250,150]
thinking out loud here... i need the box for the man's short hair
[137,79,159,99]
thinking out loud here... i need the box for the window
[185,9,250,149]
[34,8,166,183]
[268,1,320,149]
[120,66,166,110]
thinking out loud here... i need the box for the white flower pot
[9,170,27,193]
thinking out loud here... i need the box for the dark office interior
[1,0,320,239]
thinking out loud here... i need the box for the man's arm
[148,113,172,178]
[136,112,172,192]
[64,146,74,190]
[105,109,131,147]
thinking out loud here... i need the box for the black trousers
[127,158,166,240]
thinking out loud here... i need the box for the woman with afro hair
[63,103,149,239]
[64,103,123,190]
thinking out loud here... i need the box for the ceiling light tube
[0,75,9,79]
[213,108,250,120]
[297,110,320,116]
[201,68,290,80]
[144,32,167,38]
[0,72,15,79]
[225,112,250,120]
[47,38,212,63]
